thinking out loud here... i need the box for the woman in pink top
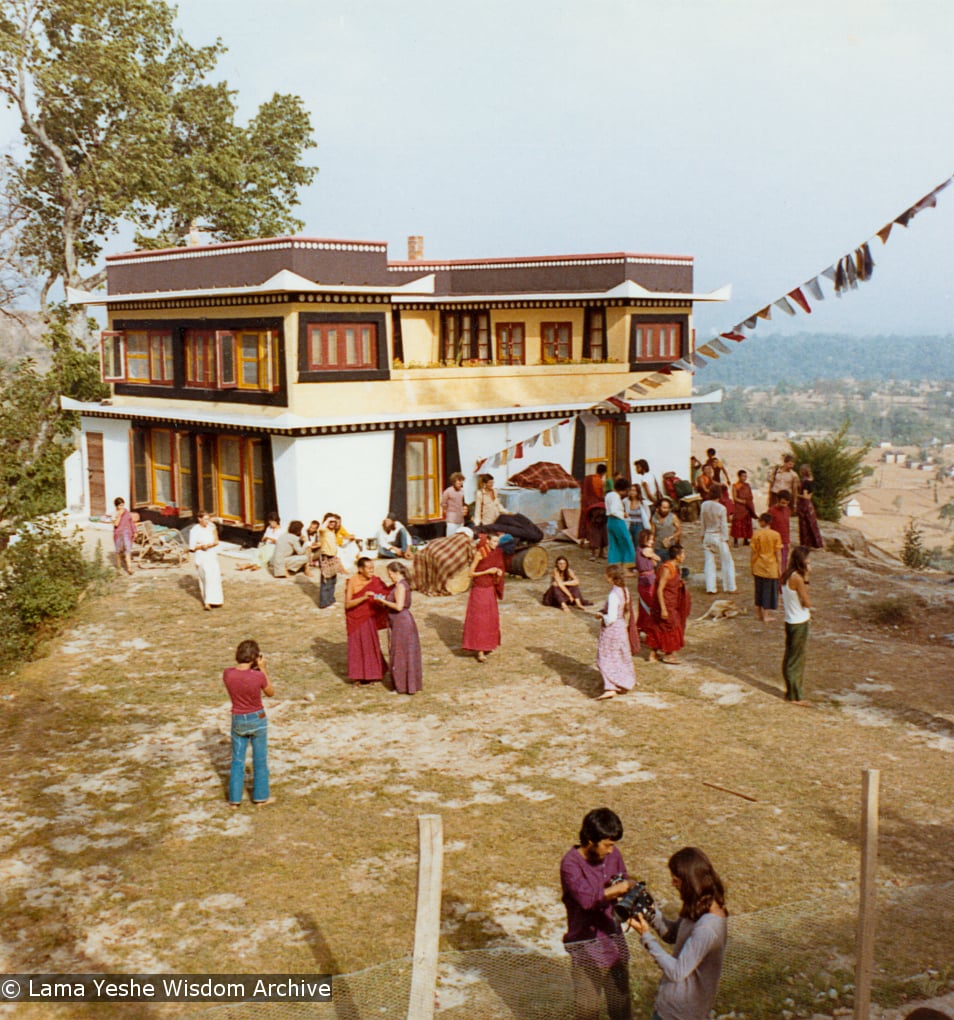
[223,639,274,806]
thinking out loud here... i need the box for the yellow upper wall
[105,299,693,420]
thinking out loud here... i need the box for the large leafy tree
[0,0,317,314]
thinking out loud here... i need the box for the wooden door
[87,432,106,514]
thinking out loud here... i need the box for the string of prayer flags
[787,287,811,314]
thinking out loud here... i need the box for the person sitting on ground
[270,520,312,578]
[375,514,411,558]
[245,511,282,571]
[542,555,590,612]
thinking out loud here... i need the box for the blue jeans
[229,711,269,803]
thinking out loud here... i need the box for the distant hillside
[0,313,48,369]
[693,333,954,387]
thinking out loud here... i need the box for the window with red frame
[495,322,525,365]
[307,322,377,370]
[541,321,572,362]
[583,307,606,361]
[634,322,682,362]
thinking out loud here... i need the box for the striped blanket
[410,532,474,596]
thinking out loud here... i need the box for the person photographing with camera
[560,807,637,1020]
[629,846,728,1020]
[223,639,275,807]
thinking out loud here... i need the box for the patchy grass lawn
[1,524,953,1018]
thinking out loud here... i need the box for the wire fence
[191,879,954,1019]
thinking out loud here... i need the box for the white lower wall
[628,409,691,485]
[456,417,576,500]
[81,416,132,516]
[272,431,395,539]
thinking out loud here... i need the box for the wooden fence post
[853,768,880,1020]
[407,814,443,1020]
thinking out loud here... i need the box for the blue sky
[5,1,954,336]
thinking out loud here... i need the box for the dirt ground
[1,501,953,1019]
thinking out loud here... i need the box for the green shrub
[0,521,110,662]
[864,596,915,627]
[901,518,930,569]
[788,422,871,522]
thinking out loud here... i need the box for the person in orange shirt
[750,513,783,622]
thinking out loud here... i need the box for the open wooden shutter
[100,331,126,382]
[216,331,237,388]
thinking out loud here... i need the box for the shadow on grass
[201,725,232,799]
[295,912,360,1019]
[176,572,204,608]
[310,634,350,682]
[689,653,788,701]
[423,612,470,656]
[525,645,603,699]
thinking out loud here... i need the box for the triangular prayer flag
[580,410,599,426]
[845,254,858,288]
[500,447,510,465]
[691,353,707,368]
[895,208,914,228]
[542,429,552,447]
[743,316,758,330]
[559,419,570,426]
[862,242,874,280]
[720,332,747,342]
[475,458,487,472]
[774,296,796,316]
[671,359,694,372]
[527,434,539,448]
[514,442,524,459]
[822,265,837,282]
[697,344,719,359]
[756,306,772,321]
[641,377,664,386]
[805,277,824,301]
[710,338,731,354]
[788,287,811,314]
[492,452,502,467]
[877,222,893,244]
[629,383,650,393]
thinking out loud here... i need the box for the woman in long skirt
[344,557,389,683]
[635,530,660,635]
[593,565,637,700]
[796,465,825,549]
[606,477,636,567]
[462,533,505,662]
[380,561,423,694]
[189,511,223,610]
[645,544,691,664]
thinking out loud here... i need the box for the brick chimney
[407,235,424,261]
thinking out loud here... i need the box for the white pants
[703,532,736,593]
[445,522,462,536]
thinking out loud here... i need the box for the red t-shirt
[223,667,268,715]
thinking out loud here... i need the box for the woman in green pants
[781,546,813,704]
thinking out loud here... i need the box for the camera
[607,874,656,924]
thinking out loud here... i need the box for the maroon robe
[345,575,389,681]
[462,547,505,652]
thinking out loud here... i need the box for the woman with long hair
[635,530,660,635]
[781,545,813,704]
[541,555,589,611]
[631,846,728,1020]
[378,561,423,694]
[462,532,505,662]
[645,543,690,665]
[593,564,637,700]
[605,476,636,568]
[796,464,824,549]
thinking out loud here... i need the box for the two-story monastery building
[64,236,726,539]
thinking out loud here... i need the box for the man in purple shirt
[560,807,635,1020]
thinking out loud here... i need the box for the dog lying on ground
[696,598,744,622]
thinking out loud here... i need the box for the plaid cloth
[507,461,580,494]
[410,532,474,596]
